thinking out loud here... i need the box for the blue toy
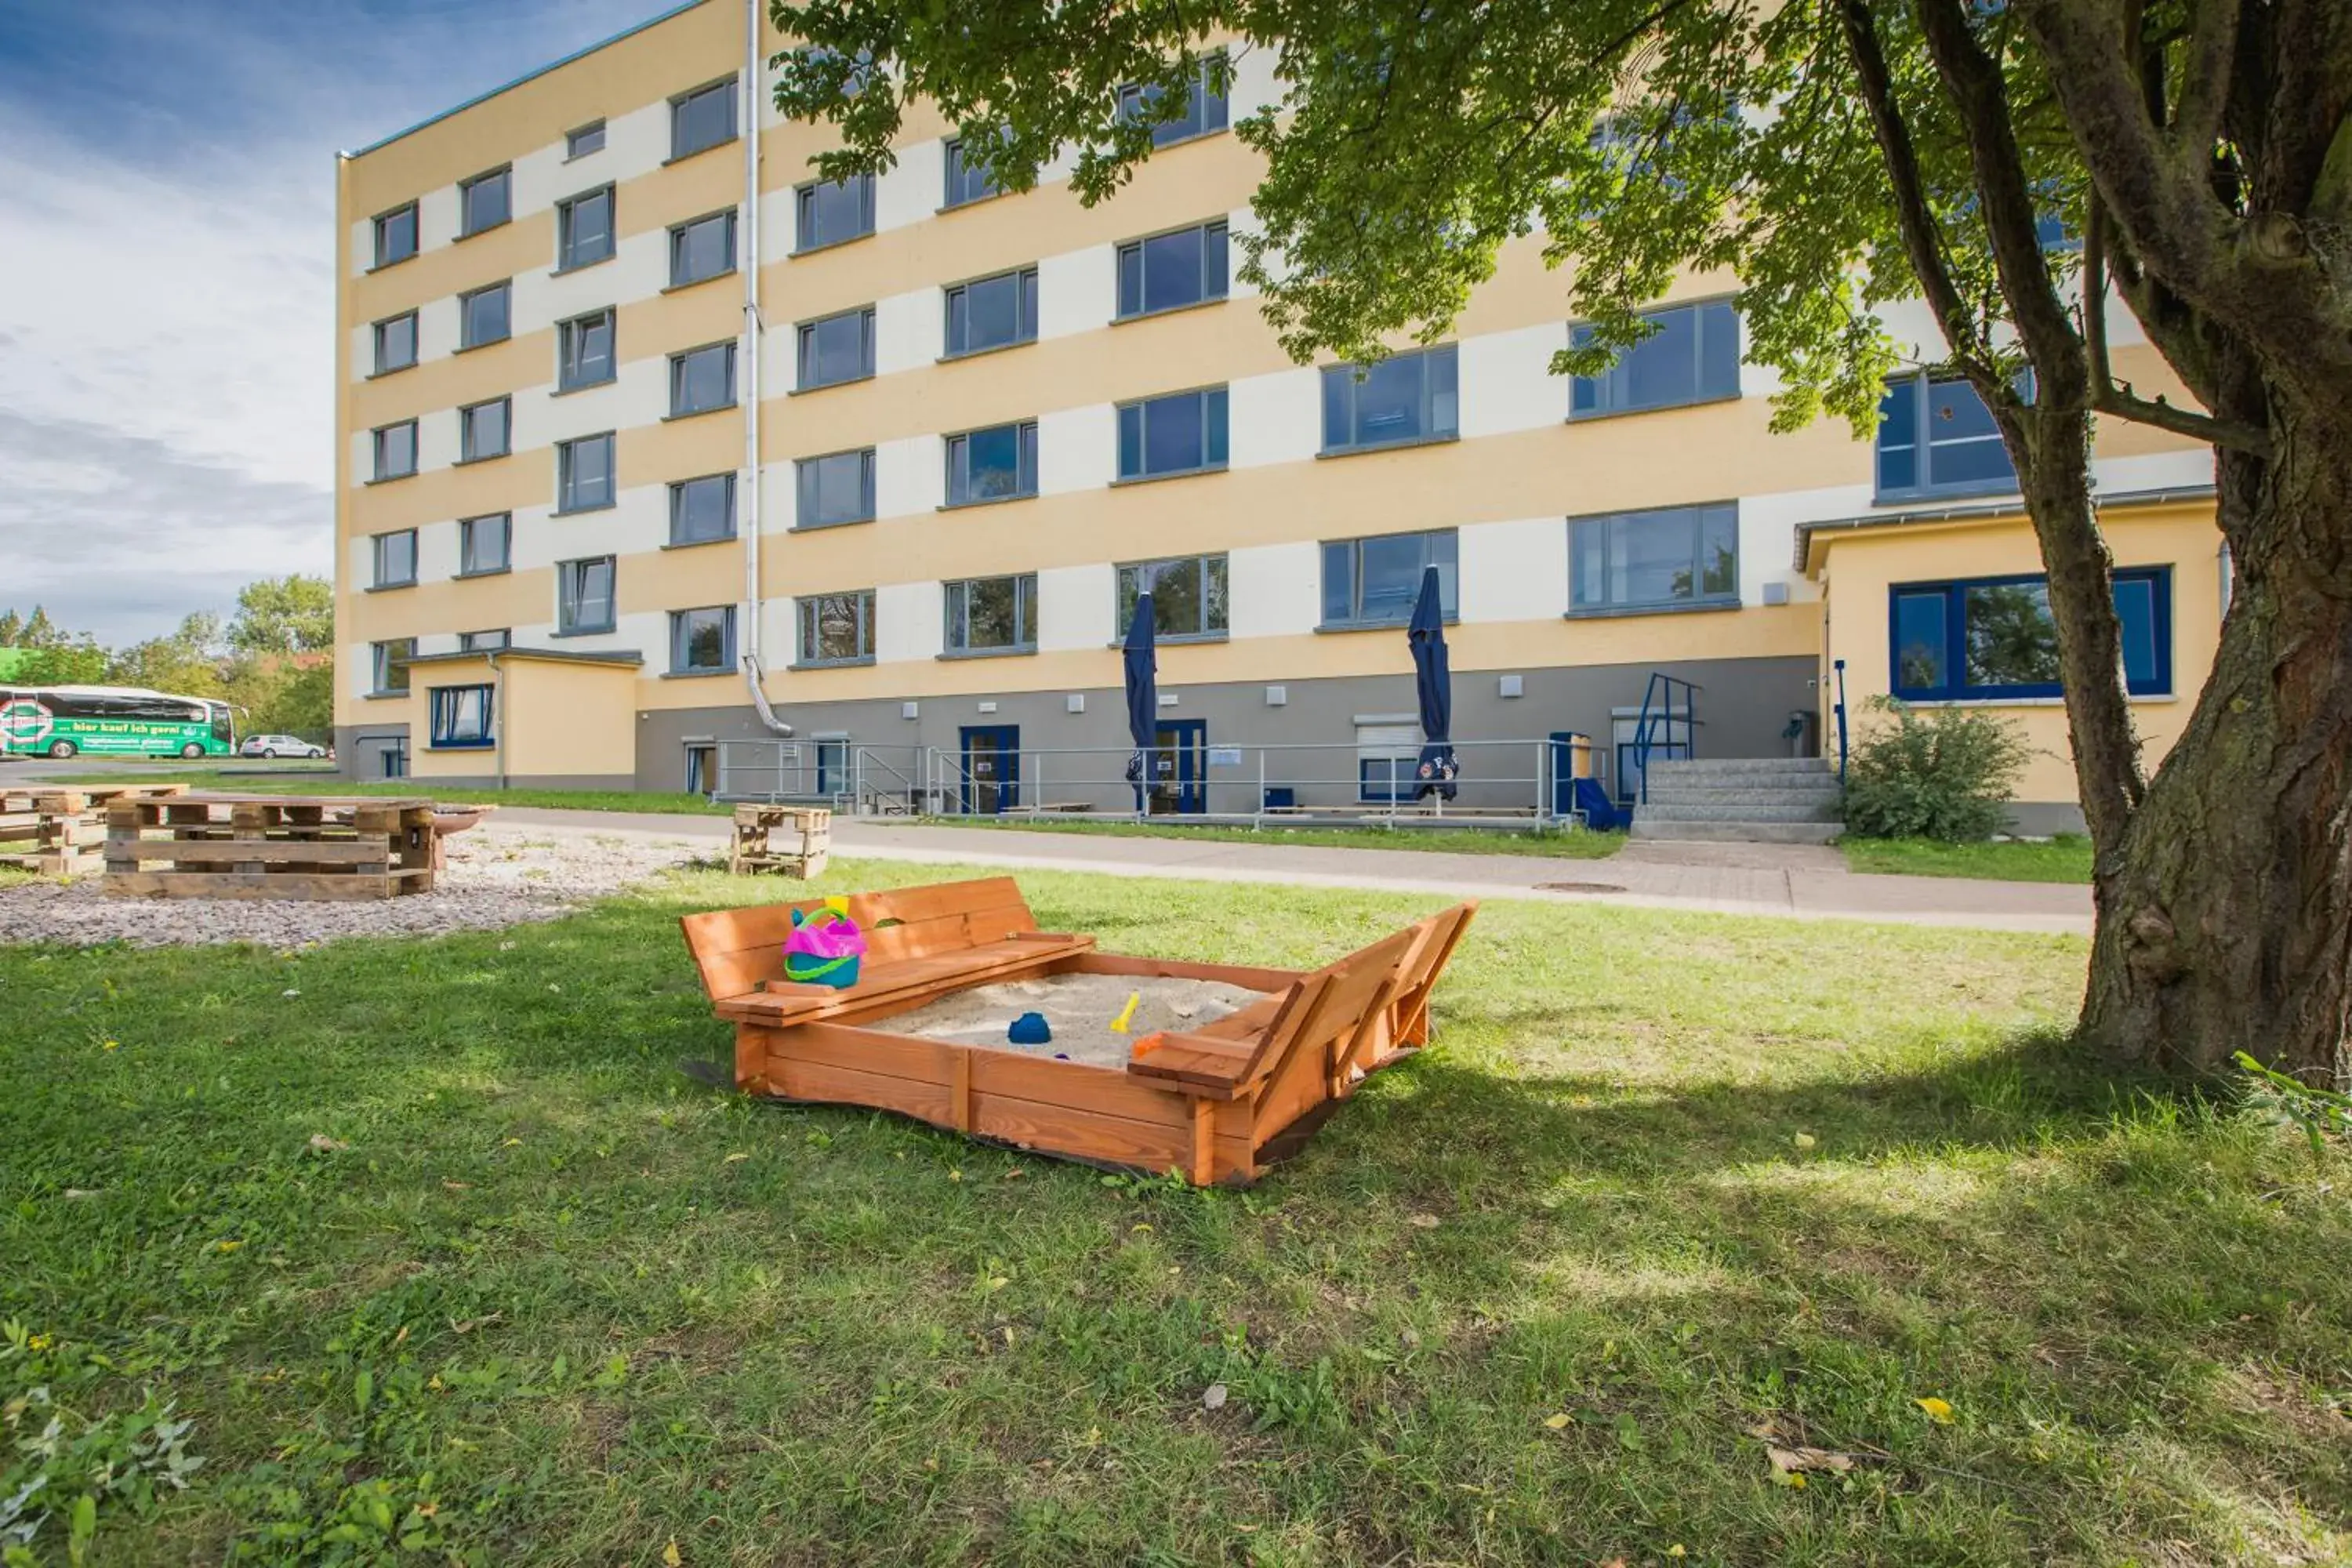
[1008,1011,1052,1045]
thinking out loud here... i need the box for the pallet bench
[0,784,190,877]
[103,794,437,900]
[728,804,831,878]
[680,877,1475,1185]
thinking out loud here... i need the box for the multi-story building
[334,0,2223,832]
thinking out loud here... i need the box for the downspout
[739,0,793,736]
[486,650,509,792]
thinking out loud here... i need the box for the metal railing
[1832,658,1850,786]
[1632,673,1700,804]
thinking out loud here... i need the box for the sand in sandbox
[887,973,1267,1068]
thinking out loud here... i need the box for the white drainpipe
[739,0,792,736]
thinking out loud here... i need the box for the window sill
[938,646,1038,661]
[452,452,510,467]
[938,189,1011,215]
[791,232,875,258]
[1111,295,1229,328]
[662,405,739,423]
[660,270,737,296]
[454,219,511,242]
[551,501,617,517]
[364,581,417,594]
[1897,692,2176,710]
[364,363,417,381]
[362,473,417,487]
[938,492,1039,513]
[1110,463,1228,488]
[364,254,417,276]
[662,136,740,169]
[428,739,496,751]
[790,656,878,671]
[788,517,875,533]
[661,668,733,681]
[361,690,410,702]
[453,335,512,355]
[550,626,617,640]
[453,566,512,580]
[1317,432,1461,460]
[1564,598,1740,621]
[789,372,877,397]
[662,535,738,550]
[1102,632,1229,648]
[551,254,616,278]
[1316,616,1458,634]
[938,338,1037,365]
[1565,390,1742,425]
[1874,480,2022,506]
[550,378,617,397]
[1141,125,1232,153]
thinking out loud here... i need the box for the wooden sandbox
[680,877,1475,1185]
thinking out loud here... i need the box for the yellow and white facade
[334,0,2223,827]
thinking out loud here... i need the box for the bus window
[208,702,234,742]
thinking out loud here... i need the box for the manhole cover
[1535,880,1628,895]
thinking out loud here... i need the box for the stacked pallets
[103,795,437,900]
[728,804,831,879]
[0,784,191,877]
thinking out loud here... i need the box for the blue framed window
[1891,568,2172,701]
[796,175,873,252]
[1117,221,1228,319]
[1877,375,2016,499]
[1321,345,1458,454]
[945,267,1038,357]
[797,307,874,390]
[1570,503,1738,614]
[1118,55,1229,147]
[1116,387,1228,481]
[946,420,1038,506]
[1570,300,1740,418]
[429,684,494,749]
[1322,530,1457,629]
[943,134,1005,208]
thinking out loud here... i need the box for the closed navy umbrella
[1123,590,1157,814]
[1406,565,1458,801]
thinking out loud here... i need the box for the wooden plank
[103,840,400,865]
[952,1050,974,1131]
[715,935,1094,1025]
[1190,1100,1215,1185]
[681,877,1035,1001]
[734,1022,769,1092]
[101,872,403,902]
[1061,952,1303,993]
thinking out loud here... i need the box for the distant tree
[0,610,21,646]
[228,575,335,658]
[17,608,64,648]
[108,614,227,698]
[12,641,110,686]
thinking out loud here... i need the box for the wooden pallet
[680,877,1475,1185]
[728,804,830,878]
[103,795,437,899]
[0,784,191,877]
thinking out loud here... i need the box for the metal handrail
[1632,673,1700,805]
[1832,658,1850,786]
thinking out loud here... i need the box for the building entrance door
[1149,719,1207,814]
[959,725,1021,814]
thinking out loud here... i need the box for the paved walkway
[488,808,2092,935]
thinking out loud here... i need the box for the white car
[239,734,327,760]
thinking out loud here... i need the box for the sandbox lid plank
[685,877,1040,1003]
[716,933,1097,1025]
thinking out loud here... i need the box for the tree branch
[2092,383,2273,455]
[2172,0,2244,160]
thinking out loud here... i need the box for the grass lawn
[1842,835,2096,884]
[3,866,2346,1565]
[47,768,731,818]
[920,815,1627,859]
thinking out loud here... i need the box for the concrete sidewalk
[487,808,2092,935]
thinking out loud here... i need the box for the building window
[1878,374,2016,499]
[1117,555,1229,640]
[372,420,417,481]
[372,530,417,590]
[797,590,875,666]
[565,121,605,159]
[1118,54,1229,147]
[459,628,510,652]
[795,449,876,528]
[669,474,737,545]
[1322,530,1458,628]
[557,557,616,634]
[371,638,415,695]
[1321,345,1458,454]
[459,397,510,463]
[1570,503,1739,614]
[670,209,736,288]
[1116,387,1228,481]
[944,267,1039,358]
[942,133,1004,208]
[429,684,495,748]
[1892,568,2172,701]
[372,311,416,375]
[1570,299,1740,418]
[669,342,737,416]
[459,514,510,575]
[669,606,736,674]
[671,78,737,160]
[797,307,875,390]
[946,420,1039,506]
[372,203,417,268]
[557,433,615,513]
[459,281,510,350]
[557,308,615,390]
[557,184,615,270]
[459,167,510,238]
[1116,221,1228,319]
[796,175,874,252]
[945,575,1038,654]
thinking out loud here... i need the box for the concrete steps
[1632,757,1844,845]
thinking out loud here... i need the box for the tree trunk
[2079,403,2352,1087]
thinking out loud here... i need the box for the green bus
[0,685,236,760]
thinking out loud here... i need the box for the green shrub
[1841,697,2030,841]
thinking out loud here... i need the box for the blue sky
[0,0,655,644]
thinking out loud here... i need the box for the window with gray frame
[372,311,416,375]
[557,184,615,270]
[797,590,875,665]
[459,397,510,463]
[372,529,417,589]
[371,638,415,694]
[942,133,1005,207]
[1117,54,1229,146]
[1116,221,1228,318]
[1570,299,1740,418]
[557,308,615,390]
[459,281,510,349]
[796,175,873,251]
[1876,374,2016,498]
[670,209,735,287]
[669,474,736,545]
[669,605,735,673]
[1570,503,1738,614]
[565,121,605,159]
[945,267,1038,358]
[372,420,416,481]
[946,420,1039,506]
[557,557,616,634]
[670,342,736,416]
[459,167,510,237]
[459,514,510,575]
[372,203,417,267]
[796,307,874,390]
[671,78,736,160]
[1117,387,1227,481]
[1321,530,1458,627]
[1117,555,1228,640]
[945,574,1038,653]
[557,433,615,513]
[795,448,876,528]
[1322,346,1458,453]
[429,684,494,748]
[459,628,510,652]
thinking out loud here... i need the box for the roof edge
[1793,483,2217,575]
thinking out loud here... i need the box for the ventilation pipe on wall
[739,0,792,736]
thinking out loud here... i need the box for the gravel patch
[0,826,709,949]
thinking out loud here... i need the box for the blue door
[959,725,1020,814]
[1150,718,1207,814]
